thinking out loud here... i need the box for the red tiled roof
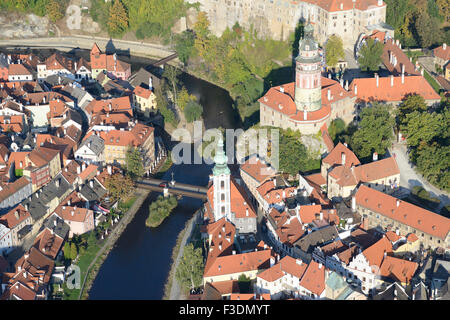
[33,228,64,260]
[206,218,236,258]
[349,75,440,102]
[303,0,385,12]
[356,185,450,240]
[433,44,450,61]
[240,155,276,184]
[299,260,326,296]
[323,142,360,168]
[203,249,273,278]
[259,77,353,123]
[134,85,153,99]
[8,64,32,76]
[0,204,31,229]
[361,236,393,268]
[379,255,418,283]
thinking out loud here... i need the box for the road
[391,142,450,210]
[0,35,180,64]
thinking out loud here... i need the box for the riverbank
[164,208,202,300]
[78,188,151,299]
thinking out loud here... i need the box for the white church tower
[212,137,231,222]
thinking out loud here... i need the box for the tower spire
[212,137,230,176]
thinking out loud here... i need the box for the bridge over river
[136,177,208,200]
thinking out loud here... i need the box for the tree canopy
[126,147,145,180]
[358,38,384,72]
[184,100,203,123]
[350,104,395,159]
[325,35,345,69]
[175,243,204,293]
[105,174,134,202]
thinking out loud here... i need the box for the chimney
[56,180,60,187]
[351,196,356,212]
[319,263,323,269]
[375,73,379,87]
[390,75,394,87]
[90,180,94,188]
[82,163,86,171]
[77,166,81,174]
[340,78,344,88]
[402,72,405,84]
[327,88,331,100]
[396,199,400,207]
[354,84,357,95]
[280,86,284,93]
[341,152,346,166]
[303,110,307,120]
[107,165,112,175]
[345,80,349,91]
[443,43,447,50]
[401,64,405,75]
[246,208,249,216]
[421,68,424,76]
[373,152,378,161]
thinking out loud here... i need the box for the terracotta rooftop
[0,204,30,229]
[240,155,276,184]
[349,75,440,102]
[356,185,450,240]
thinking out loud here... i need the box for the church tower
[212,137,231,222]
[294,22,322,112]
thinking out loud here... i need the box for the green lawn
[63,241,101,300]
[423,69,441,93]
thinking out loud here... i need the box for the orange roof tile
[379,255,418,283]
[356,185,450,240]
[433,44,450,61]
[203,249,272,278]
[323,142,360,168]
[299,260,326,296]
[240,155,276,184]
[349,75,440,102]
[0,204,31,229]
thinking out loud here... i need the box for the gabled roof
[349,75,440,102]
[0,204,31,229]
[299,260,326,296]
[323,142,360,168]
[355,185,450,240]
[203,249,272,278]
[433,44,450,61]
[240,155,276,184]
[379,255,418,283]
[361,236,392,268]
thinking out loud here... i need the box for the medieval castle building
[259,23,356,135]
[187,0,387,46]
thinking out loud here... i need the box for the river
[0,46,240,299]
[86,63,240,299]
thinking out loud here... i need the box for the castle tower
[294,22,322,112]
[212,137,231,222]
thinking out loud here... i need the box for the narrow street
[390,142,450,210]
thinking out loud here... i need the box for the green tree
[163,65,181,105]
[328,118,346,142]
[126,147,144,180]
[175,30,196,65]
[398,94,428,127]
[278,129,318,175]
[350,104,395,158]
[176,87,196,111]
[108,0,129,35]
[414,11,441,48]
[146,195,178,227]
[70,242,78,260]
[402,111,443,147]
[184,100,203,123]
[326,35,345,68]
[175,243,204,292]
[105,174,134,202]
[415,143,450,191]
[238,274,252,293]
[358,38,384,71]
[193,11,211,61]
[63,241,71,260]
[46,0,64,23]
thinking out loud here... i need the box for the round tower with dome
[294,22,322,112]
